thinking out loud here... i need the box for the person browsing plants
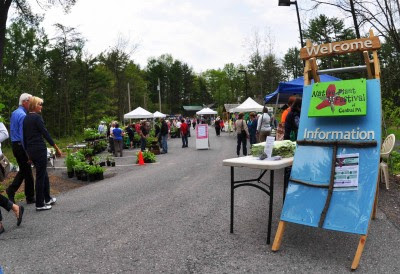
[23,97,62,211]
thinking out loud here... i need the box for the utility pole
[158,78,161,112]
[127,82,131,111]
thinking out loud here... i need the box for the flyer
[333,153,359,191]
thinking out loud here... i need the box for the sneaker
[36,205,52,211]
[45,197,57,205]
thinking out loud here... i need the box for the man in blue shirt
[6,93,35,204]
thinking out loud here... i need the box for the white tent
[230,97,264,113]
[124,107,154,119]
[153,111,166,118]
[196,107,218,115]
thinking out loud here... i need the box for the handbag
[0,154,11,182]
[240,120,247,137]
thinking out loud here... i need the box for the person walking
[215,117,221,136]
[112,123,124,157]
[180,119,188,148]
[139,120,149,151]
[247,112,258,147]
[125,124,135,149]
[192,117,197,129]
[0,120,24,234]
[23,96,62,211]
[235,113,249,157]
[284,97,302,141]
[176,119,182,138]
[6,93,35,204]
[186,118,191,137]
[108,121,116,154]
[257,106,272,142]
[160,118,168,154]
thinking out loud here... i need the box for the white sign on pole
[196,124,209,150]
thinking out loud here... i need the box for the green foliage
[390,151,400,175]
[64,151,75,172]
[137,150,156,163]
[83,128,101,140]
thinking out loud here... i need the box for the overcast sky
[25,0,334,72]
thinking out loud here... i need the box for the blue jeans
[161,134,168,153]
[182,134,188,147]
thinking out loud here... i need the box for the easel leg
[351,235,367,270]
[272,221,286,251]
[230,166,234,233]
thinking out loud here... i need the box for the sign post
[272,30,382,270]
[196,124,209,150]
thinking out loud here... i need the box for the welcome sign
[308,79,367,117]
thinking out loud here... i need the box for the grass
[385,126,400,141]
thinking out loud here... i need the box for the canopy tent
[124,107,153,119]
[153,111,166,118]
[196,107,218,115]
[264,74,341,104]
[230,97,264,113]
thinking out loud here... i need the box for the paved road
[1,128,400,273]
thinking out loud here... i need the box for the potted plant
[64,152,75,178]
[86,165,97,182]
[95,165,105,180]
[74,161,85,180]
[110,158,116,167]
[137,150,157,163]
[106,154,113,166]
[81,164,90,181]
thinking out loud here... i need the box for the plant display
[136,150,156,163]
[250,140,297,158]
[64,151,75,172]
[83,128,102,141]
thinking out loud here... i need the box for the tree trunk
[0,0,12,72]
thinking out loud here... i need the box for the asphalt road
[1,127,400,273]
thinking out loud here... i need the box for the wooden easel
[272,30,381,271]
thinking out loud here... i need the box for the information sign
[308,79,367,117]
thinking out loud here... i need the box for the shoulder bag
[0,154,11,182]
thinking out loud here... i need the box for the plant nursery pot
[99,162,106,167]
[98,173,104,180]
[81,173,88,181]
[106,160,111,166]
[67,171,74,178]
[88,174,96,182]
[111,162,116,167]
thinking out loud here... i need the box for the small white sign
[264,136,275,158]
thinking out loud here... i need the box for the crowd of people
[0,93,63,235]
[208,96,302,157]
[103,116,200,156]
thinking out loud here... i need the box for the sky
[24,0,333,72]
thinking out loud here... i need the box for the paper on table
[264,136,275,158]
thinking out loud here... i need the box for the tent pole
[273,93,280,119]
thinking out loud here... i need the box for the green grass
[385,127,400,141]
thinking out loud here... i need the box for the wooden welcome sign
[272,30,382,270]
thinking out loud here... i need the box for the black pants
[28,149,51,207]
[0,194,13,221]
[7,142,35,200]
[237,134,247,156]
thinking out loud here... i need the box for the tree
[303,14,358,71]
[282,47,302,80]
[0,0,76,70]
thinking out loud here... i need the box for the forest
[0,0,399,139]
